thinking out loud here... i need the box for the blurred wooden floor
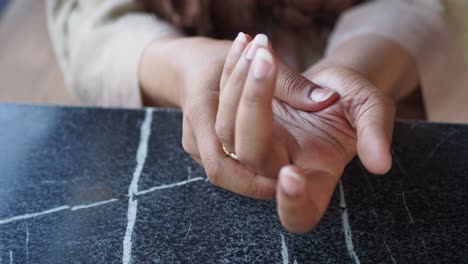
[0,0,76,105]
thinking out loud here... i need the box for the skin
[139,32,418,233]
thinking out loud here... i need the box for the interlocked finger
[235,47,288,177]
[215,34,269,152]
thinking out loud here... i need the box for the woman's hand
[215,34,395,233]
[275,66,395,233]
[139,35,339,198]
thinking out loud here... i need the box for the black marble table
[0,104,466,263]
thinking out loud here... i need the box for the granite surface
[0,0,9,15]
[0,104,466,263]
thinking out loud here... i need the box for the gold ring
[222,145,238,160]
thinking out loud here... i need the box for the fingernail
[246,34,268,60]
[251,48,273,80]
[310,88,335,102]
[233,32,247,54]
[280,167,301,197]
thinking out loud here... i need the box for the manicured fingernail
[233,32,247,54]
[280,167,301,197]
[246,34,268,60]
[251,48,273,80]
[253,34,268,46]
[310,88,335,102]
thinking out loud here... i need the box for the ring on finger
[222,145,239,160]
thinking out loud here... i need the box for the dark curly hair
[136,0,366,39]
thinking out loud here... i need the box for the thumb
[306,66,395,174]
[355,90,395,175]
[276,165,339,234]
[276,63,339,112]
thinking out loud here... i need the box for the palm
[271,96,358,180]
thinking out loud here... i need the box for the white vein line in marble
[384,240,396,264]
[184,222,192,240]
[427,129,456,161]
[293,258,298,264]
[401,192,414,224]
[339,181,361,264]
[123,108,153,264]
[371,208,379,220]
[421,239,429,260]
[406,122,419,135]
[187,166,192,179]
[25,225,29,263]
[0,206,70,225]
[358,162,374,193]
[71,198,119,211]
[136,177,204,196]
[391,149,409,177]
[0,178,203,226]
[280,233,289,264]
[0,197,123,225]
[123,199,138,264]
[9,251,12,264]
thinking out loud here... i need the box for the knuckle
[181,117,196,155]
[278,70,309,98]
[183,93,215,117]
[204,155,222,186]
[183,99,210,126]
[330,68,395,123]
[181,134,195,155]
[214,122,233,144]
[240,154,269,173]
[183,103,198,121]
[353,90,395,126]
[366,91,394,113]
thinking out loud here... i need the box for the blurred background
[0,0,467,108]
[0,0,76,105]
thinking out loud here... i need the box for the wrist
[306,34,418,100]
[140,37,183,107]
[139,37,231,108]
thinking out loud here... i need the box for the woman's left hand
[215,34,395,233]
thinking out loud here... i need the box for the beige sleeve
[327,0,468,123]
[46,0,182,108]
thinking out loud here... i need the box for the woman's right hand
[215,34,395,233]
[139,35,339,199]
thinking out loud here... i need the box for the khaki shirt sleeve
[46,0,181,107]
[328,0,468,122]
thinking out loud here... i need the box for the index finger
[187,93,277,199]
[235,47,288,177]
